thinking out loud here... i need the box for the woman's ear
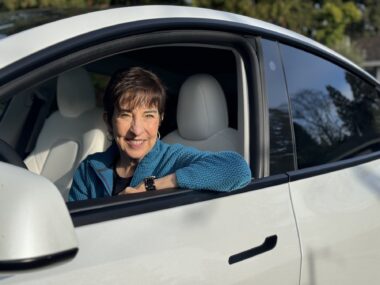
[160,113,164,124]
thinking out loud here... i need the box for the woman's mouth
[126,139,145,148]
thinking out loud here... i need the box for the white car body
[0,5,380,285]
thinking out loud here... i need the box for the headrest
[57,67,96,118]
[177,74,228,140]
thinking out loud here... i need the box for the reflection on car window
[281,44,380,168]
[261,39,295,174]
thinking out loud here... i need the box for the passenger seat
[162,74,240,153]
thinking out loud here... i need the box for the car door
[2,186,299,285]
[279,42,380,284]
[0,17,301,285]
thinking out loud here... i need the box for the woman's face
[111,96,161,161]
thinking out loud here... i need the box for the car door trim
[68,174,289,227]
[287,151,380,182]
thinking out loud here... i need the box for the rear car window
[281,44,380,168]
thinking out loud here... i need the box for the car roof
[0,5,376,83]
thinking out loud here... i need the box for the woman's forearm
[155,173,178,190]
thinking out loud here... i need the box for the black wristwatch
[144,176,156,191]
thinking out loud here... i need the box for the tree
[348,0,380,38]
[191,0,255,16]
[1,0,96,10]
[0,0,186,10]
[110,0,185,5]
[313,1,362,47]
[252,0,314,36]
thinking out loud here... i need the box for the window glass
[261,39,294,174]
[281,44,380,168]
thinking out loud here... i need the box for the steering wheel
[0,138,27,169]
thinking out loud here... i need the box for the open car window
[0,38,253,203]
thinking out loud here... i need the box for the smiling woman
[68,67,251,201]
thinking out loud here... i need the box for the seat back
[24,67,108,200]
[162,74,240,153]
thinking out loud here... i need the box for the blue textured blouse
[69,140,252,201]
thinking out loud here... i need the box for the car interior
[0,45,249,201]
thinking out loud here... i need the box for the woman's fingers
[118,185,145,195]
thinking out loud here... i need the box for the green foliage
[310,1,363,63]
[0,0,370,65]
[313,1,362,46]
[0,0,188,9]
[329,36,364,65]
[349,0,380,38]
[2,0,84,10]
[191,0,254,16]
[252,0,314,35]
[1,0,112,10]
[110,0,186,5]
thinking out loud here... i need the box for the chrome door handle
[228,235,278,265]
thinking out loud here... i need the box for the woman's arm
[174,150,252,192]
[121,146,252,194]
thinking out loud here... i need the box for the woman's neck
[115,155,138,178]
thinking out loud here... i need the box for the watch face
[144,176,156,191]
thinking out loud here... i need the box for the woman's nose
[130,117,143,135]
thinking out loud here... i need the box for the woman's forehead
[117,91,159,110]
[117,100,158,111]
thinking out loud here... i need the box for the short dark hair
[103,67,166,127]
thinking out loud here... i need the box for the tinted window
[281,44,380,168]
[260,39,295,174]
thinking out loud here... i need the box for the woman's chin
[123,146,151,161]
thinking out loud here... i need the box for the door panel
[2,184,300,284]
[289,159,380,284]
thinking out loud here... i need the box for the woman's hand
[118,173,178,195]
[118,182,145,195]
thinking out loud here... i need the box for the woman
[69,67,251,201]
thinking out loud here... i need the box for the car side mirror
[0,162,78,272]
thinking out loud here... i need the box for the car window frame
[256,37,297,175]
[0,26,285,227]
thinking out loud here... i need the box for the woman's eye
[120,112,131,118]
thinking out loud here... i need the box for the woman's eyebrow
[144,110,158,113]
[118,108,132,112]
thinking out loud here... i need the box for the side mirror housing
[0,162,78,271]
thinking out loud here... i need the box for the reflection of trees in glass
[291,72,380,168]
[292,89,348,147]
[269,106,294,173]
[327,72,380,138]
[291,88,347,167]
[345,72,380,134]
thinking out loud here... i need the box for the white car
[1,5,380,285]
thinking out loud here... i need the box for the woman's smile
[126,139,146,148]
